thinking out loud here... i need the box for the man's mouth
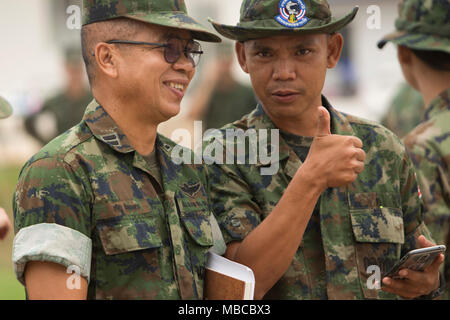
[166,81,186,92]
[272,90,299,96]
[271,90,300,103]
[164,81,187,99]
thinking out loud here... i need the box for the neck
[415,66,450,108]
[265,97,323,137]
[93,88,158,156]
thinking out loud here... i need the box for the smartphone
[383,245,446,279]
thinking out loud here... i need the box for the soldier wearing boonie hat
[12,0,226,300]
[0,96,12,241]
[204,0,442,300]
[379,0,450,300]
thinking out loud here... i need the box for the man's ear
[236,41,249,74]
[94,43,119,79]
[327,33,344,69]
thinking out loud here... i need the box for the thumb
[418,235,435,248]
[316,106,331,137]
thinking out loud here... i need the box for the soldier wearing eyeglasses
[12,0,224,300]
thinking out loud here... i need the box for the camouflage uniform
[14,100,223,299]
[206,98,431,299]
[379,0,450,299]
[206,0,434,299]
[380,83,424,139]
[13,0,223,300]
[403,89,450,299]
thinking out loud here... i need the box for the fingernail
[399,270,408,277]
[383,278,391,285]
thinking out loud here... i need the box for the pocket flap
[176,197,213,247]
[350,207,405,244]
[98,218,162,255]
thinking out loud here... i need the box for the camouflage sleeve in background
[403,93,450,299]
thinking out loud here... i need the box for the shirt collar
[424,88,450,121]
[82,99,175,160]
[83,99,135,153]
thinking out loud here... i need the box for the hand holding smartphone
[383,245,446,280]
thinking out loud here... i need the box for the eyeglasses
[103,38,203,67]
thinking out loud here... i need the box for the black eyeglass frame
[92,39,204,67]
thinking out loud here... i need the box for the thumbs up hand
[299,107,366,191]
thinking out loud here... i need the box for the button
[231,218,241,228]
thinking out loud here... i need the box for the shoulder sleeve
[398,145,434,254]
[408,141,450,218]
[13,157,92,285]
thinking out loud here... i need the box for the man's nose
[172,50,195,72]
[272,58,296,81]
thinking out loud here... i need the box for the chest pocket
[95,199,165,255]
[349,192,405,299]
[93,199,173,299]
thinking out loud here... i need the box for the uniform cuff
[13,223,92,285]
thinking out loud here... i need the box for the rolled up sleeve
[12,157,92,285]
[13,223,92,285]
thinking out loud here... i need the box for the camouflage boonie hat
[0,96,12,119]
[378,0,450,54]
[82,0,221,43]
[208,0,359,41]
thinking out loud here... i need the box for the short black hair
[410,48,450,72]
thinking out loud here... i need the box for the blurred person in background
[380,83,424,139]
[24,47,92,145]
[379,0,450,299]
[0,96,13,240]
[188,42,257,130]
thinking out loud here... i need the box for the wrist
[292,164,327,196]
[295,163,327,193]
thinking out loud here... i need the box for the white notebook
[204,252,255,300]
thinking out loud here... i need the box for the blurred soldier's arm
[187,59,221,121]
[24,107,58,146]
[0,207,12,240]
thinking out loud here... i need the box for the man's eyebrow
[249,42,273,51]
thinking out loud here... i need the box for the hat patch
[275,0,309,28]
